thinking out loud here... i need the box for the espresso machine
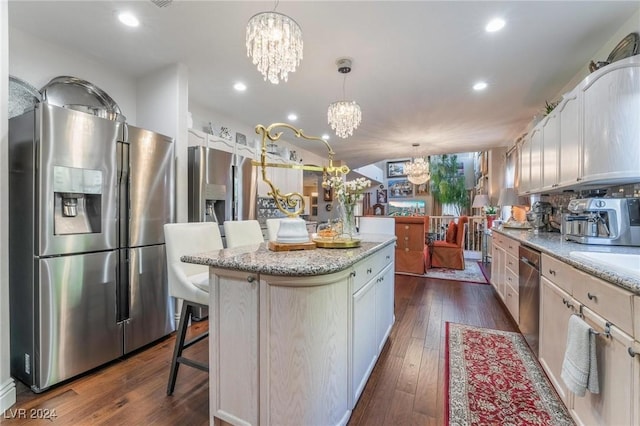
[563,198,640,246]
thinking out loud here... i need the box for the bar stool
[163,222,223,395]
[223,220,265,248]
[266,218,283,241]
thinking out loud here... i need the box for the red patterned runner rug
[446,322,574,425]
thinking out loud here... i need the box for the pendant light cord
[273,0,279,11]
[342,74,347,100]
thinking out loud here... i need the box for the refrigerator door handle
[117,249,130,322]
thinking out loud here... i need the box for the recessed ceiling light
[287,113,298,121]
[233,82,247,91]
[485,18,505,33]
[322,134,330,141]
[473,81,488,91]
[118,12,140,28]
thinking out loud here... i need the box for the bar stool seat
[223,219,265,248]
[163,222,223,395]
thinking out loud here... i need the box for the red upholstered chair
[429,216,468,270]
[394,216,429,274]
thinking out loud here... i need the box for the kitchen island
[182,234,396,426]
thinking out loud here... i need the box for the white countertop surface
[182,234,396,277]
[492,227,640,295]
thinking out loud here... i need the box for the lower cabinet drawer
[353,244,394,293]
[505,266,518,291]
[541,254,573,294]
[573,270,634,336]
[504,282,519,324]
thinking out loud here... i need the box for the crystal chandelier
[328,58,362,139]
[405,144,430,185]
[246,8,303,84]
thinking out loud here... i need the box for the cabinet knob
[587,292,597,301]
[629,347,639,358]
[247,276,256,283]
[367,268,372,274]
[386,255,391,260]
[548,269,556,276]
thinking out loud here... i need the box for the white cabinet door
[542,112,559,190]
[210,269,260,426]
[257,157,303,198]
[633,341,640,426]
[582,60,640,184]
[375,263,394,352]
[529,126,543,192]
[491,244,505,300]
[519,137,531,195]
[539,276,577,405]
[352,276,377,404]
[570,307,636,426]
[557,90,582,187]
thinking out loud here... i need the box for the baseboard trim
[0,377,17,415]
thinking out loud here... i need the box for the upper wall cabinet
[256,154,303,198]
[518,55,639,195]
[557,88,582,187]
[529,126,543,192]
[581,56,640,184]
[519,136,531,194]
[541,111,560,191]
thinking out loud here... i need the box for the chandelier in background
[405,143,430,185]
[328,58,362,139]
[246,6,303,84]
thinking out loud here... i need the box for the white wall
[8,28,137,124]
[137,64,189,222]
[1,2,17,415]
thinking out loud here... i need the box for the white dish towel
[561,314,599,397]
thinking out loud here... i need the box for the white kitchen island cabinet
[182,235,396,426]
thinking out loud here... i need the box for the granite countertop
[182,234,395,277]
[492,227,640,295]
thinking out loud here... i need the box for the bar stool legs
[167,300,209,396]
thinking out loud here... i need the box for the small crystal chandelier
[405,144,430,185]
[328,58,362,139]
[246,3,303,84]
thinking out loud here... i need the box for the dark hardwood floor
[3,322,210,426]
[3,273,516,426]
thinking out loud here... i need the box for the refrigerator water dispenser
[53,166,103,235]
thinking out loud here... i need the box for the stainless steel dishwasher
[519,245,541,356]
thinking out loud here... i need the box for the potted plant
[429,154,469,215]
[484,205,498,228]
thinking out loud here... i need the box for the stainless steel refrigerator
[8,103,175,392]
[187,145,257,226]
[187,145,257,320]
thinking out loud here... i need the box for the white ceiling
[8,1,639,169]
